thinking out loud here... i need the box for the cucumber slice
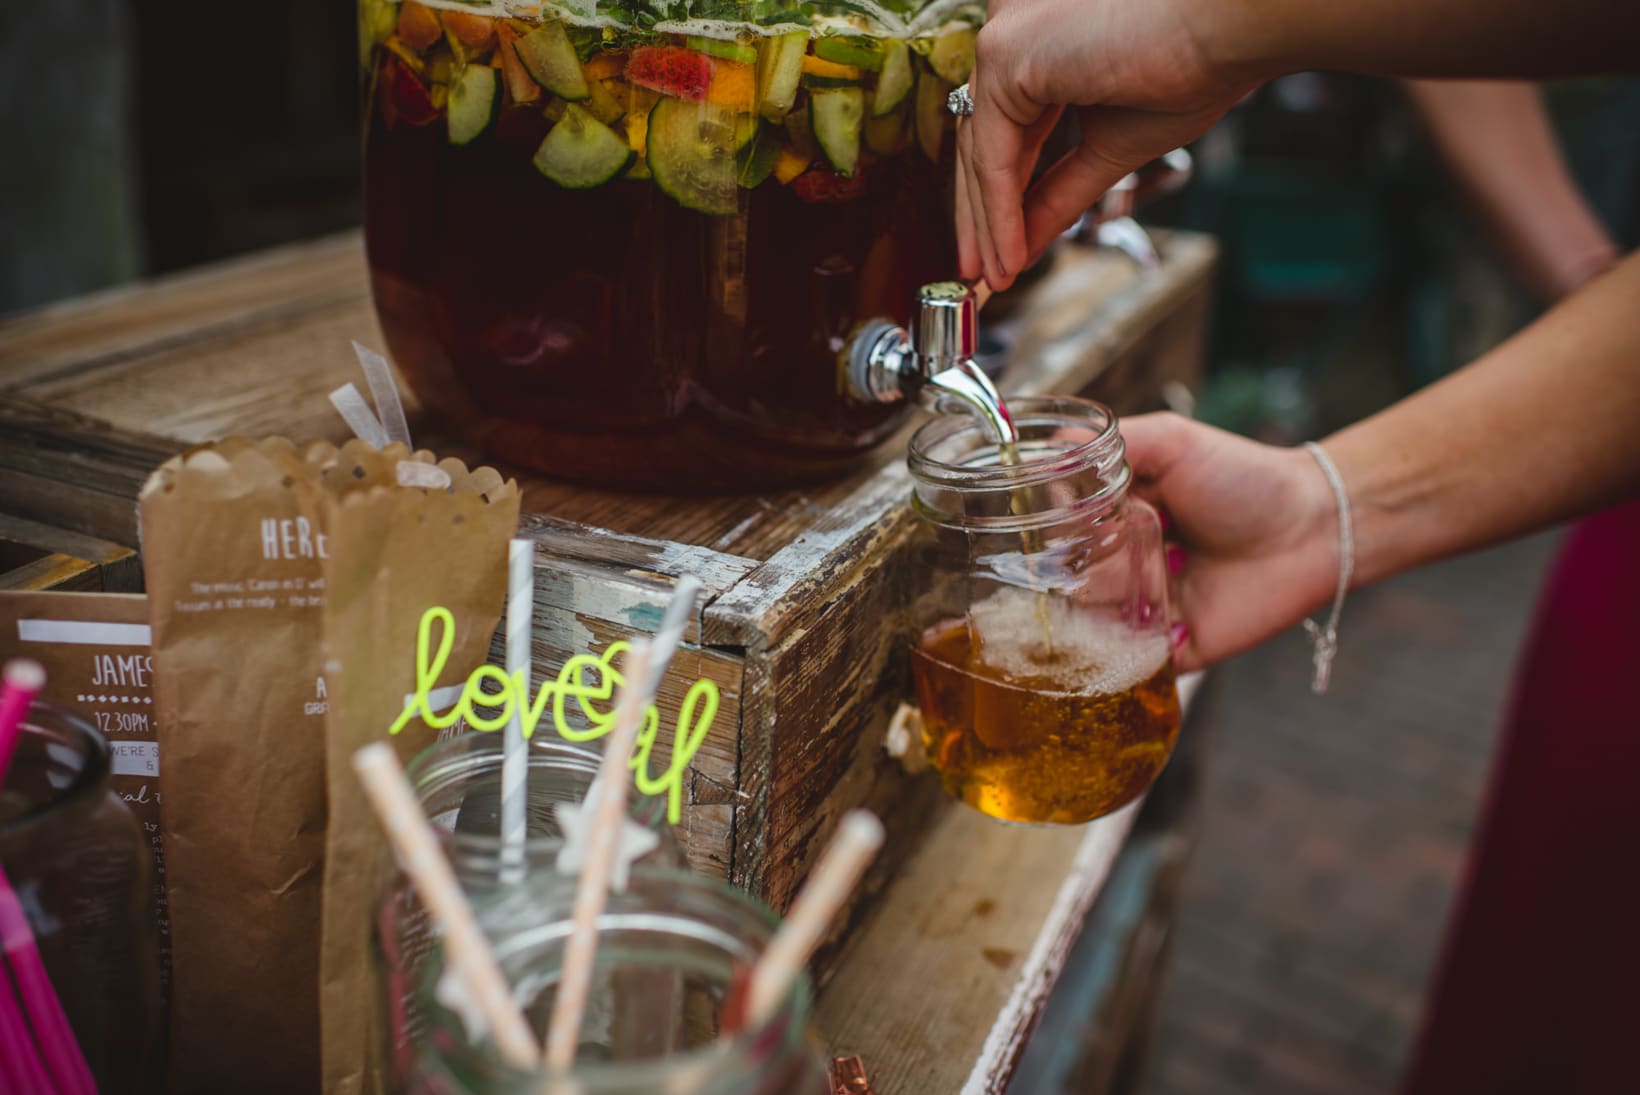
[737,123,782,189]
[515,21,590,101]
[864,103,908,156]
[755,30,807,122]
[810,87,863,177]
[688,35,758,64]
[447,64,500,145]
[915,72,950,163]
[927,26,977,85]
[533,103,635,188]
[873,39,912,115]
[648,97,751,215]
[814,35,885,71]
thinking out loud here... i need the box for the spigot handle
[913,281,978,369]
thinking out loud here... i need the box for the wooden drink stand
[0,228,1214,1093]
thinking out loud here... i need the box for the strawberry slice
[388,55,439,127]
[791,165,869,204]
[625,46,713,102]
[396,0,443,50]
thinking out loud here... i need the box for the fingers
[955,117,1005,288]
[1116,411,1195,484]
[967,70,1031,286]
[955,148,981,280]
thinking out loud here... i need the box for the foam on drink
[913,588,1180,825]
[968,586,1170,696]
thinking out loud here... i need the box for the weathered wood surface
[0,512,142,593]
[815,674,1203,1095]
[0,227,1215,987]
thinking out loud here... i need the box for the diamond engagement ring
[947,83,974,116]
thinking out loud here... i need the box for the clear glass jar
[411,867,830,1095]
[0,702,162,1093]
[906,396,1182,824]
[378,732,683,1087]
[358,0,976,490]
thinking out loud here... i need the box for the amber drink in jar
[907,396,1182,824]
[359,0,981,490]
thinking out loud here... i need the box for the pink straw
[0,659,97,1095]
[0,659,46,786]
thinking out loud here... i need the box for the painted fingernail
[1157,509,1173,534]
[1166,544,1187,576]
[1170,622,1190,652]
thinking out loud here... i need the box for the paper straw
[0,873,96,1095]
[0,964,56,1095]
[501,539,534,885]
[0,660,95,1095]
[352,341,413,449]
[353,743,540,1068]
[328,383,389,450]
[542,642,654,1074]
[746,811,885,1026]
[541,578,700,1075]
[0,659,44,787]
[638,576,702,702]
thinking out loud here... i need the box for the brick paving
[1145,531,1562,1095]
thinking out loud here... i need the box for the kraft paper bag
[316,447,518,1095]
[138,437,515,1095]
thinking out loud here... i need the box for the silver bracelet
[1300,441,1353,694]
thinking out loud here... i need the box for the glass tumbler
[411,867,830,1095]
[906,395,1182,825]
[377,731,682,1087]
[0,701,162,1093]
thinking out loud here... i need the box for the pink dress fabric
[1401,498,1640,1093]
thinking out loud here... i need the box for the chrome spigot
[845,281,1017,444]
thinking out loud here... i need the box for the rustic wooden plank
[0,396,184,546]
[815,675,1203,1095]
[0,553,101,592]
[0,513,142,592]
[0,232,367,388]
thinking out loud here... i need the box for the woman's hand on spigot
[954,0,1258,291]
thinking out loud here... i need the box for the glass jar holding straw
[376,554,696,1087]
[0,660,163,1094]
[378,733,684,1086]
[354,627,882,1095]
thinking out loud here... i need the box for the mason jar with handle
[905,395,1182,825]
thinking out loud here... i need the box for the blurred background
[2,4,1638,1092]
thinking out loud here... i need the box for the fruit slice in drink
[648,98,756,215]
[533,104,635,188]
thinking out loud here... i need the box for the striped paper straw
[501,539,534,884]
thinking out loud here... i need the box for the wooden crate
[0,230,1214,944]
[0,512,141,592]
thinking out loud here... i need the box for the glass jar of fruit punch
[359,0,981,490]
[906,396,1182,825]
